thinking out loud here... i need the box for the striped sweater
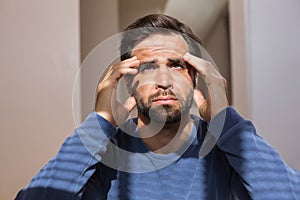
[16,107,300,199]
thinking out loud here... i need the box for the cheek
[134,85,152,101]
[172,72,194,97]
[132,73,157,89]
[171,71,194,88]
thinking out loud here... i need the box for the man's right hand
[95,56,140,126]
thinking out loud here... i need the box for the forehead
[132,33,189,58]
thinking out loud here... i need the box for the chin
[151,108,182,124]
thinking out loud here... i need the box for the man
[16,14,300,200]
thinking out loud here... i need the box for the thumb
[194,89,211,121]
[123,96,136,113]
[193,89,206,109]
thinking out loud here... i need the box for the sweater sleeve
[15,112,118,200]
[211,107,300,199]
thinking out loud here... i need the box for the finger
[102,58,139,82]
[109,58,140,80]
[194,89,210,121]
[117,56,140,68]
[97,69,138,92]
[183,52,217,78]
[123,96,136,113]
[105,57,140,78]
[122,56,138,62]
[184,53,227,89]
[109,67,138,81]
[193,89,206,109]
[183,53,206,74]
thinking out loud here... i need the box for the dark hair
[120,14,202,61]
[120,14,202,93]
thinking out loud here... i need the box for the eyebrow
[140,58,185,65]
[140,60,158,65]
[168,58,182,63]
[167,58,185,65]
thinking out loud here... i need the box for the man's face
[131,33,194,124]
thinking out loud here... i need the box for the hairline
[131,32,189,57]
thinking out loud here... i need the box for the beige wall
[80,0,119,120]
[0,1,80,199]
[245,0,300,169]
[228,0,248,117]
[229,0,300,169]
[80,0,119,61]
[204,14,231,103]
[119,0,167,30]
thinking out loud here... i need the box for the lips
[152,96,178,104]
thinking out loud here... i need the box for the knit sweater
[15,107,300,199]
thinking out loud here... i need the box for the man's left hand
[183,52,229,121]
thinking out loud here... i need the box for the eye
[170,63,185,70]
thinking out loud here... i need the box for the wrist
[95,110,117,127]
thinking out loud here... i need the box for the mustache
[148,90,177,102]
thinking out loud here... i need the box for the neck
[137,113,193,154]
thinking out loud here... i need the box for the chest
[106,154,232,200]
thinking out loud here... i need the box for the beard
[133,89,194,124]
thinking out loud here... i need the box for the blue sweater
[15,107,300,199]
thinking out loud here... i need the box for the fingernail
[185,52,191,56]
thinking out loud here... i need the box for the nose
[155,66,173,90]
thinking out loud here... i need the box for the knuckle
[185,56,191,61]
[222,77,227,85]
[202,60,211,66]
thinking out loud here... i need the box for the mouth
[152,96,178,105]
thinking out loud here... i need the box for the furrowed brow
[140,59,158,65]
[167,58,188,68]
[167,58,183,63]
